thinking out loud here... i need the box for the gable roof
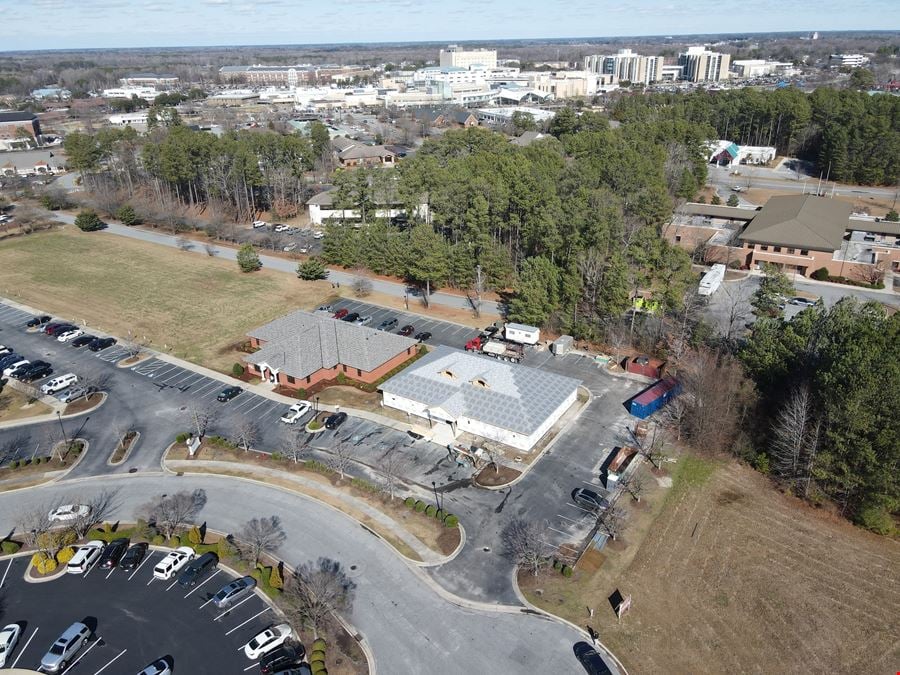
[739,195,852,251]
[330,136,357,152]
[380,345,580,436]
[246,310,416,380]
[510,131,548,147]
[339,144,395,160]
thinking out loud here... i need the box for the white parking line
[225,607,271,635]
[242,399,270,414]
[153,365,180,380]
[92,648,127,674]
[213,594,256,620]
[158,369,188,384]
[192,380,221,396]
[557,513,583,523]
[166,578,180,591]
[184,569,220,598]
[174,373,202,387]
[62,635,103,674]
[128,552,155,580]
[146,575,156,586]
[548,526,570,537]
[243,664,260,672]
[199,594,217,609]
[0,556,12,588]
[105,566,116,579]
[10,627,38,668]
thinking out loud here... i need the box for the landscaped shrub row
[31,551,58,574]
[310,638,328,674]
[350,477,380,494]
[1,539,22,554]
[6,456,52,470]
[551,559,574,577]
[402,497,459,528]
[810,267,885,289]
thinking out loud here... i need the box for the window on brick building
[287,375,295,384]
[800,249,809,255]
[774,246,781,252]
[761,245,768,251]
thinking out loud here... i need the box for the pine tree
[236,244,261,272]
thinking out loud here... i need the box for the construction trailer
[629,377,681,419]
[698,263,726,296]
[504,323,540,345]
[551,335,574,356]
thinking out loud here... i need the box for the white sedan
[243,623,293,659]
[280,401,312,424]
[57,329,84,343]
[152,546,196,580]
[0,623,21,668]
[48,504,91,522]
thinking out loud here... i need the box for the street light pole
[55,410,69,451]
[431,480,443,512]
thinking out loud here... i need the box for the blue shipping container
[629,377,681,419]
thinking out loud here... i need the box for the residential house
[337,144,396,168]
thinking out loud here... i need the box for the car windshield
[50,643,66,655]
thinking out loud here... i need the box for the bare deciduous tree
[720,282,753,341]
[351,275,373,298]
[280,428,309,464]
[17,504,52,549]
[233,417,260,452]
[605,320,630,369]
[143,489,207,539]
[121,329,151,360]
[79,371,112,396]
[71,489,119,539]
[186,403,217,440]
[596,505,627,541]
[283,557,356,637]
[238,515,287,565]
[329,440,355,479]
[620,472,646,502]
[0,432,31,465]
[501,518,553,576]
[770,385,821,497]
[379,446,407,500]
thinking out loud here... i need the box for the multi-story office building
[439,45,498,70]
[830,53,870,67]
[583,49,663,85]
[119,73,179,88]
[678,46,730,83]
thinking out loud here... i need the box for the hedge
[217,538,237,559]
[403,497,416,508]
[312,638,327,652]
[187,525,203,545]
[310,650,326,664]
[232,363,245,377]
[175,432,190,443]
[425,505,437,517]
[1,540,21,555]
[167,535,182,548]
[562,565,574,578]
[443,514,459,528]
[32,552,58,574]
[151,534,166,545]
[57,546,77,564]
[414,500,426,513]
[310,660,326,673]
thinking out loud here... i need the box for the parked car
[49,503,91,522]
[243,623,293,660]
[573,641,614,675]
[354,315,372,326]
[789,296,817,307]
[298,246,309,254]
[317,304,334,313]
[40,621,91,674]
[0,345,11,356]
[98,537,130,569]
[136,657,173,675]
[18,362,53,382]
[0,355,24,374]
[332,308,349,320]
[325,411,347,429]
[57,329,84,343]
[2,359,29,378]
[41,373,78,395]
[377,317,398,331]
[341,312,359,323]
[312,230,324,239]
[252,220,268,229]
[281,401,312,424]
[217,385,243,402]
[58,386,88,403]
[273,224,289,233]
[0,623,21,668]
[572,488,609,512]
[26,315,51,328]
[70,334,96,348]
[45,323,76,336]
[259,643,306,675]
[283,243,297,252]
[66,540,105,575]
[177,551,218,588]
[119,542,150,571]
[153,546,195,580]
[88,337,117,351]
[397,324,415,336]
[213,575,257,609]
[414,331,432,342]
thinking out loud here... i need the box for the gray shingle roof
[739,195,852,251]
[380,345,581,435]
[246,310,417,379]
[339,144,395,160]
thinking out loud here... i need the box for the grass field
[0,387,51,422]
[0,228,331,372]
[522,456,900,674]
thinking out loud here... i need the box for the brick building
[0,112,41,149]
[244,310,419,390]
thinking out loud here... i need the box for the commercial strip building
[307,187,429,225]
[380,345,581,452]
[244,310,419,389]
[219,64,373,86]
[667,195,900,279]
[475,106,556,127]
[0,112,42,150]
[101,86,161,99]
[119,73,179,88]
[707,140,776,167]
[730,60,798,78]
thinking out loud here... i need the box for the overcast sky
[3,0,898,51]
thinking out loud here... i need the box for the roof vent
[439,369,456,380]
[471,378,490,389]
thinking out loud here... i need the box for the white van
[40,373,78,395]
[66,540,104,574]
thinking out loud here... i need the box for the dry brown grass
[743,187,896,216]
[522,457,900,675]
[0,387,51,422]
[0,228,331,372]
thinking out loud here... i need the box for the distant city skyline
[4,0,899,52]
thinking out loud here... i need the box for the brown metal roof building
[738,195,852,252]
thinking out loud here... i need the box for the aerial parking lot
[0,551,276,674]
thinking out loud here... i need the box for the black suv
[259,643,306,674]
[177,551,218,588]
[70,334,96,348]
[18,362,53,382]
[217,386,242,402]
[325,411,347,429]
[26,315,51,328]
[98,537,130,569]
[88,337,117,352]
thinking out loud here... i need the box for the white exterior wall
[311,203,429,225]
[382,387,577,452]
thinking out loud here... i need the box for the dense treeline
[65,124,319,222]
[740,300,899,532]
[613,88,900,185]
[323,123,700,332]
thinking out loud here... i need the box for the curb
[0,438,90,493]
[107,431,140,467]
[23,555,69,584]
[0,391,107,432]
[508,566,630,675]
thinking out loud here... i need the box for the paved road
[0,474,600,675]
[708,164,899,201]
[49,212,502,316]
